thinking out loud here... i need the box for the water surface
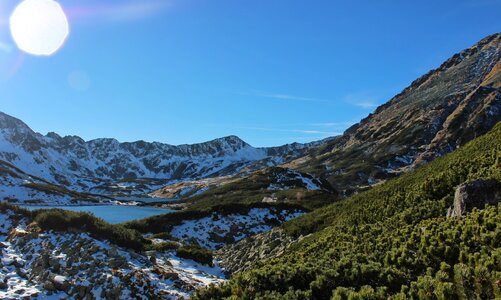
[22,205,172,224]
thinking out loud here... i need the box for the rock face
[294,33,501,196]
[215,228,303,275]
[447,179,501,217]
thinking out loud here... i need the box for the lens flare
[9,0,69,56]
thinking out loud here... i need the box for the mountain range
[0,112,331,202]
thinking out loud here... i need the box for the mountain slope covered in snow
[0,112,326,202]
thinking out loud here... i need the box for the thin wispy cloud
[243,90,328,103]
[237,126,335,135]
[308,121,354,128]
[344,93,380,109]
[67,1,172,23]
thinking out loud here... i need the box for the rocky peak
[0,112,32,133]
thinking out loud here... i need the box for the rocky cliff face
[0,112,321,200]
[295,33,501,195]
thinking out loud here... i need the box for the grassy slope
[194,122,501,299]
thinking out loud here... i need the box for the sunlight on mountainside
[0,1,500,298]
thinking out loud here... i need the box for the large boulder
[447,179,501,217]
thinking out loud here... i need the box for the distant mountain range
[0,111,330,202]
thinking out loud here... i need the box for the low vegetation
[1,202,149,251]
[182,167,338,212]
[194,122,501,299]
[176,244,214,267]
[147,241,180,251]
[0,201,32,217]
[34,209,148,251]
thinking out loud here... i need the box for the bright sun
[9,0,69,56]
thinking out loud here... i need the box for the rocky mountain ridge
[294,33,501,195]
[0,111,326,201]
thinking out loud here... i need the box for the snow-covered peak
[0,111,326,198]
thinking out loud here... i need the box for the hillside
[195,120,501,299]
[292,33,501,196]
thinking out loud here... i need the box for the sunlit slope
[293,33,500,196]
[195,122,501,299]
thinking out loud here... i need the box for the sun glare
[9,0,69,56]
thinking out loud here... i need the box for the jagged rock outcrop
[447,179,501,217]
[215,228,305,275]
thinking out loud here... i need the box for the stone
[108,247,119,257]
[50,274,71,292]
[78,285,87,298]
[49,258,60,272]
[43,280,56,292]
[16,267,28,279]
[109,257,127,269]
[447,179,501,217]
[12,259,24,268]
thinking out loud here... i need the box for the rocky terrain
[292,33,501,196]
[170,208,304,250]
[447,179,501,217]
[214,227,305,275]
[0,206,226,299]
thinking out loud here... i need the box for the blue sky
[0,0,500,147]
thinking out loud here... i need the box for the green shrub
[34,209,148,251]
[194,123,501,298]
[147,241,180,251]
[176,244,214,266]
